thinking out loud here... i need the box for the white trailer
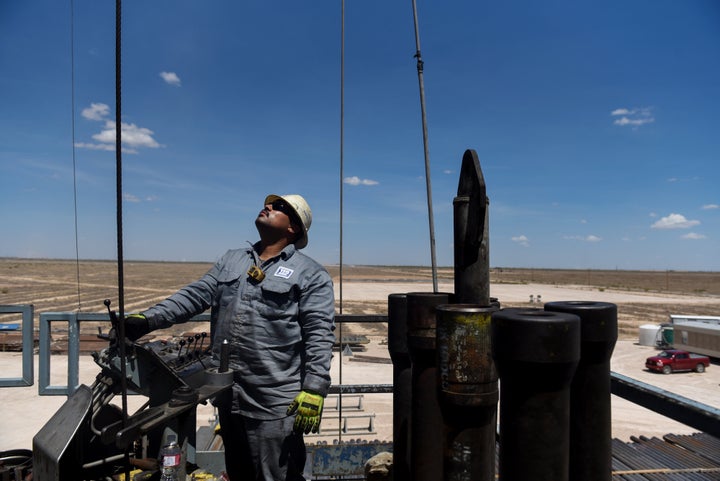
[670,317,720,359]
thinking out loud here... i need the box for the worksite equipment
[31,302,233,481]
[387,293,411,481]
[436,304,498,481]
[545,301,617,481]
[491,308,581,481]
[406,291,451,481]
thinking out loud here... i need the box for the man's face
[256,199,299,238]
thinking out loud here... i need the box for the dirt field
[1,258,719,339]
[1,258,719,451]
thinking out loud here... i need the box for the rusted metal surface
[545,301,618,481]
[492,308,580,481]
[437,304,498,481]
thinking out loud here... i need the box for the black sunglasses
[271,200,301,225]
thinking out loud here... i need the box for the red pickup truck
[645,349,710,374]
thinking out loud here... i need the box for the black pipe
[437,304,499,481]
[406,292,451,481]
[544,301,617,481]
[492,308,580,481]
[453,149,490,306]
[387,293,411,481]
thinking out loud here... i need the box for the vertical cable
[115,0,127,413]
[411,0,438,292]
[337,0,345,442]
[114,0,130,476]
[70,0,82,312]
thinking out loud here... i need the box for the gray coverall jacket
[142,243,336,419]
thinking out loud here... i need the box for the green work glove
[124,313,150,341]
[287,390,324,434]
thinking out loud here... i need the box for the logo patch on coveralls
[274,266,294,279]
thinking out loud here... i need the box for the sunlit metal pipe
[437,304,499,481]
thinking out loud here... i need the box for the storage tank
[638,324,660,346]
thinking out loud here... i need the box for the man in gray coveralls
[124,194,336,481]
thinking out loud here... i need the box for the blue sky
[1,1,718,270]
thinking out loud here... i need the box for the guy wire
[337,0,345,442]
[70,0,82,312]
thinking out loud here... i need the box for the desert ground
[0,259,719,451]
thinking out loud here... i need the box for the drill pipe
[492,308,580,481]
[407,291,452,481]
[544,301,618,481]
[437,304,499,481]
[453,149,490,305]
[387,293,411,481]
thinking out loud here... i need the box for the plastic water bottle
[159,434,182,481]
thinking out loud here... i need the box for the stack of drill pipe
[406,292,452,481]
[436,303,499,481]
[491,308,580,481]
[544,301,618,481]
[387,293,411,481]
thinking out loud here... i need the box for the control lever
[96,299,120,343]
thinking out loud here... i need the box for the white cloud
[344,176,379,186]
[77,103,161,153]
[511,235,529,247]
[443,169,454,175]
[160,71,181,86]
[82,102,110,121]
[682,232,706,240]
[580,219,587,224]
[92,121,161,149]
[564,235,602,242]
[611,107,654,128]
[651,213,700,229]
[614,117,654,127]
[74,142,115,151]
[702,204,719,210]
[649,212,658,218]
[123,193,140,203]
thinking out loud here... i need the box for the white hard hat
[264,194,312,249]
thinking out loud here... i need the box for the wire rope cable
[410,0,438,292]
[113,0,132,477]
[337,0,345,441]
[70,0,82,312]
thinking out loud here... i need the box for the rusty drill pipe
[406,292,452,481]
[437,304,499,481]
[544,301,618,481]
[491,308,580,481]
[387,293,411,481]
